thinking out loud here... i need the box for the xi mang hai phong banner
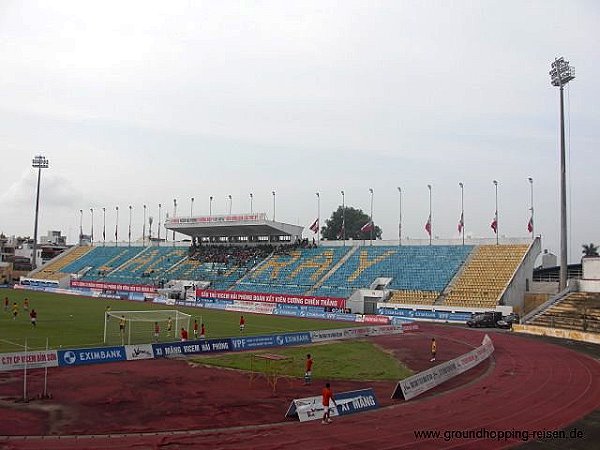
[197,289,346,308]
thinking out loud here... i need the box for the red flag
[309,218,319,233]
[360,221,373,233]
[527,216,533,233]
[490,212,498,234]
[457,212,464,233]
[425,216,432,236]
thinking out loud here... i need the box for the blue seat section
[164,260,254,291]
[101,247,188,285]
[61,246,145,280]
[312,245,474,298]
[236,247,350,296]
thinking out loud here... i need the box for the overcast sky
[0,0,598,262]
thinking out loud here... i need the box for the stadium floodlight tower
[31,155,49,269]
[550,57,575,291]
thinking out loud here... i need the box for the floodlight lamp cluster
[550,57,575,87]
[32,155,49,168]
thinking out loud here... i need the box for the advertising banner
[58,346,127,367]
[152,338,233,358]
[124,344,154,361]
[378,307,473,323]
[70,280,157,294]
[0,350,59,372]
[285,388,379,422]
[230,332,312,351]
[196,289,346,309]
[362,315,391,325]
[392,334,494,400]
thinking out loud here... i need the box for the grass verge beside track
[192,340,413,381]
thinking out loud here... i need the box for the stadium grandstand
[21,212,547,320]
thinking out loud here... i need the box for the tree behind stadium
[321,206,382,241]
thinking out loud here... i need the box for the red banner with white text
[196,289,346,309]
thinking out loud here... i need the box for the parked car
[466,311,503,328]
[497,313,520,329]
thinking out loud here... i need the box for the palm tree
[582,243,599,257]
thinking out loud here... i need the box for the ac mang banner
[392,334,494,400]
[285,388,379,422]
[196,289,346,308]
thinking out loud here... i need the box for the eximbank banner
[392,334,494,400]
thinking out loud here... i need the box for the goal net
[104,310,192,345]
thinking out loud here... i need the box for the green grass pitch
[0,288,362,352]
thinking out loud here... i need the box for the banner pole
[23,339,28,402]
[43,337,49,398]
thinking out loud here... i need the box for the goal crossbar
[103,310,192,344]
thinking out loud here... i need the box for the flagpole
[115,206,119,247]
[316,192,320,247]
[459,182,464,245]
[128,205,132,247]
[493,180,499,245]
[397,187,402,247]
[368,188,374,246]
[341,190,345,247]
[428,184,432,246]
[143,204,147,246]
[528,177,534,238]
[90,208,94,245]
[272,191,276,221]
[250,193,253,215]
[79,209,83,245]
[173,199,177,243]
[158,203,161,246]
[102,207,106,247]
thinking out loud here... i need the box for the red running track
[0,324,599,449]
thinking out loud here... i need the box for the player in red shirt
[239,315,245,334]
[200,323,206,339]
[321,383,337,424]
[180,327,188,342]
[193,319,199,339]
[29,309,37,327]
[4,296,9,311]
[304,354,313,385]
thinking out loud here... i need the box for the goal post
[104,310,192,345]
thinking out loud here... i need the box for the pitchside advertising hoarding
[196,289,346,309]
[378,307,473,323]
[70,280,157,294]
[230,332,312,351]
[58,346,127,367]
[285,388,380,422]
[0,350,59,371]
[392,334,494,400]
[152,338,233,357]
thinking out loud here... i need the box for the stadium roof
[164,213,304,239]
